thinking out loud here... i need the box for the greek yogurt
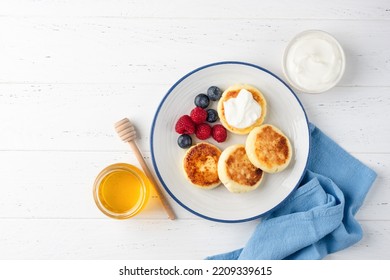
[224,89,261,128]
[283,30,345,93]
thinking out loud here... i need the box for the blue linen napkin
[206,123,377,260]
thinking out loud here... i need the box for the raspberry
[175,115,195,134]
[212,124,227,143]
[195,123,212,140]
[190,107,207,124]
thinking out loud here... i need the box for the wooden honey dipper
[115,118,176,220]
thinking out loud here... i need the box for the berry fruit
[194,94,210,109]
[206,109,219,123]
[190,107,208,124]
[175,115,195,134]
[177,134,192,149]
[195,123,212,140]
[212,124,227,143]
[207,86,222,101]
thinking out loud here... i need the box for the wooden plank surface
[0,219,388,259]
[0,0,389,260]
[0,85,388,153]
[0,151,386,220]
[1,0,389,19]
[0,18,389,86]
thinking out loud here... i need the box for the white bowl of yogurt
[282,30,346,93]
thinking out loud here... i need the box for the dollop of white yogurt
[223,89,261,128]
[283,30,345,93]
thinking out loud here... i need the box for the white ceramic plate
[151,61,310,223]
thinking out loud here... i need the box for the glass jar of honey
[93,163,150,219]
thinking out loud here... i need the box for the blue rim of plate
[150,61,310,223]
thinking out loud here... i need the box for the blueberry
[177,134,192,149]
[207,86,222,101]
[206,109,219,123]
[194,94,210,108]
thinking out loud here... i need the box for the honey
[93,163,150,219]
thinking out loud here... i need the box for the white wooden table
[0,0,389,259]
